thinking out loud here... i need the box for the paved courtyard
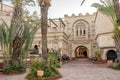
[59,59,120,80]
[0,59,120,80]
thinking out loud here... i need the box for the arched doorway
[75,46,88,58]
[106,50,117,62]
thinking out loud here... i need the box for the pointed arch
[72,19,89,37]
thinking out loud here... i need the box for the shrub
[3,62,26,74]
[26,71,38,79]
[26,58,46,79]
[26,58,61,79]
[47,49,61,68]
[30,58,46,72]
[94,49,102,59]
[43,66,61,78]
[112,63,120,70]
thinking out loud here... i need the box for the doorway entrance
[75,46,88,58]
[106,50,117,62]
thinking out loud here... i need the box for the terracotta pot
[107,60,113,67]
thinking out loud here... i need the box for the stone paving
[0,59,120,80]
[59,59,120,80]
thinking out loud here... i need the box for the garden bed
[3,70,26,75]
[28,75,62,80]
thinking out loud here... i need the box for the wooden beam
[59,18,65,27]
[49,18,58,27]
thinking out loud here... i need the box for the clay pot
[107,60,113,67]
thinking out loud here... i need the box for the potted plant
[93,49,102,63]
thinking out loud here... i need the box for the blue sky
[3,0,100,18]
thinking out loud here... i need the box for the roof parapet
[64,12,96,18]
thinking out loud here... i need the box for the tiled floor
[0,59,120,80]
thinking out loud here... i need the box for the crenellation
[79,13,82,16]
[64,14,69,17]
[72,14,76,17]
[85,13,90,16]
[64,12,96,18]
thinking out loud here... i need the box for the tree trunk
[113,36,120,53]
[41,5,49,60]
[113,0,120,25]
[12,36,21,63]
[10,3,23,63]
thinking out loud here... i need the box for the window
[76,27,78,36]
[83,29,85,36]
[75,22,86,37]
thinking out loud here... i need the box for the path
[59,59,120,80]
[0,59,120,80]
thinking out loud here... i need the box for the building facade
[0,4,117,60]
[33,13,97,59]
[0,4,13,55]
[95,11,117,60]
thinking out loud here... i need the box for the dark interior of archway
[107,50,117,62]
[75,46,88,58]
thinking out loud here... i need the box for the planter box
[28,75,62,80]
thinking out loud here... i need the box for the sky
[3,0,100,18]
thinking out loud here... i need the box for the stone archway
[75,46,88,58]
[106,50,117,62]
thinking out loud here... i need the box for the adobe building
[0,4,13,55]
[95,11,117,60]
[33,13,97,59]
[0,4,118,61]
[0,4,13,26]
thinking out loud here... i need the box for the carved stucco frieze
[73,40,90,44]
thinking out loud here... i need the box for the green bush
[26,71,38,79]
[47,49,61,68]
[26,58,61,79]
[43,66,61,78]
[55,62,61,68]
[112,63,120,70]
[30,58,46,72]
[26,58,46,78]
[94,49,102,59]
[3,62,26,74]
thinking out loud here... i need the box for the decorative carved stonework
[73,40,90,44]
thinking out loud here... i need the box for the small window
[76,29,78,36]
[83,30,85,36]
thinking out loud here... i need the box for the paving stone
[0,59,120,80]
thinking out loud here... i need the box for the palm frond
[92,0,117,28]
[80,0,85,6]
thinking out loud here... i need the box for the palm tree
[6,0,34,63]
[38,0,51,60]
[0,16,40,65]
[92,0,120,55]
[113,0,120,25]
[0,0,3,10]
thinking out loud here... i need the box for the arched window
[76,27,78,36]
[80,29,82,36]
[75,22,86,37]
[83,27,86,36]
